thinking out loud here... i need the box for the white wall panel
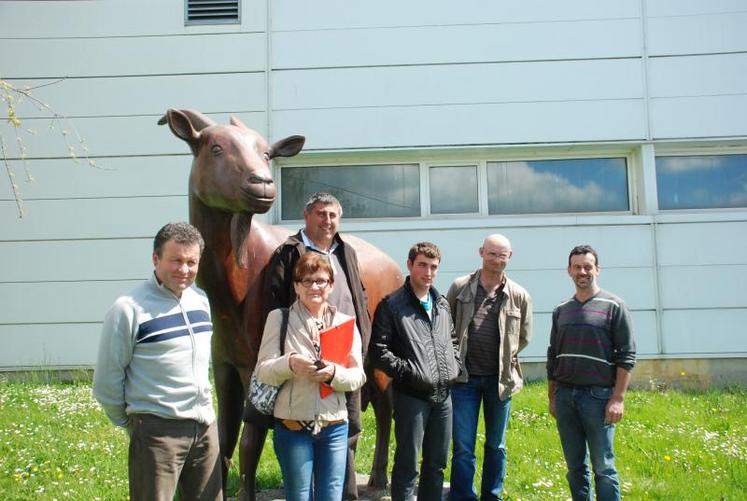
[0,0,266,37]
[0,239,152,283]
[0,281,141,324]
[348,222,654,277]
[273,1,639,31]
[650,95,747,139]
[662,309,747,354]
[273,59,643,110]
[1,198,189,241]
[0,156,191,201]
[660,265,747,309]
[272,20,641,69]
[0,324,102,369]
[7,112,265,158]
[656,221,747,266]
[274,100,646,150]
[648,54,747,98]
[8,73,266,119]
[3,33,266,78]
[646,11,747,56]
[646,0,747,17]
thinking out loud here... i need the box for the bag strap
[279,307,289,356]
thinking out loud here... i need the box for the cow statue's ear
[268,135,306,160]
[160,109,201,155]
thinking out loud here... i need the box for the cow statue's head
[160,109,305,215]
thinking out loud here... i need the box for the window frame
[275,149,636,222]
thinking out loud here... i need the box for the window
[656,154,747,210]
[281,164,420,219]
[429,165,478,214]
[185,0,239,25]
[486,158,629,214]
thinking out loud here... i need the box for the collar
[301,229,339,254]
[150,271,182,300]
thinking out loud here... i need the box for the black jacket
[263,230,372,354]
[370,278,460,403]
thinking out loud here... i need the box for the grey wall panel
[3,33,266,79]
[272,59,643,111]
[647,11,747,56]
[521,312,551,359]
[504,310,657,360]
[272,1,639,31]
[512,268,656,313]
[648,54,747,98]
[348,223,654,273]
[8,112,265,158]
[0,281,142,324]
[656,221,747,266]
[272,19,641,70]
[0,156,192,201]
[8,73,266,119]
[273,100,646,150]
[0,323,101,369]
[0,0,266,37]
[662,309,747,354]
[650,95,747,139]
[0,239,152,283]
[659,265,747,309]
[2,197,189,241]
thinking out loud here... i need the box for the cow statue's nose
[248,174,273,185]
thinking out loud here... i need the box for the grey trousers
[128,413,222,501]
[391,389,452,501]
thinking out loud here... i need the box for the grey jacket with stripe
[93,273,215,427]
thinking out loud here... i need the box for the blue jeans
[391,389,452,501]
[273,421,349,501]
[450,375,511,501]
[554,384,620,501]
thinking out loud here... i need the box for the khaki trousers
[128,414,222,501]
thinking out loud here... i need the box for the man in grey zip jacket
[447,234,532,501]
[93,222,221,501]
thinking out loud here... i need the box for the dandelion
[664,455,672,461]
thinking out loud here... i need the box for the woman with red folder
[255,252,366,501]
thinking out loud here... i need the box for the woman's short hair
[293,252,335,284]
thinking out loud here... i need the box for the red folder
[318,317,355,398]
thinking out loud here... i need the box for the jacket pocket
[505,309,522,343]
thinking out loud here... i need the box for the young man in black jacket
[370,241,460,501]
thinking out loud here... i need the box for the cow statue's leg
[365,379,393,489]
[237,422,269,501]
[213,361,245,499]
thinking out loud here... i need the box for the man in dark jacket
[370,241,460,501]
[263,192,370,500]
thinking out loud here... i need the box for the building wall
[1,0,745,369]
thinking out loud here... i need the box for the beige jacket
[447,270,532,400]
[255,301,366,422]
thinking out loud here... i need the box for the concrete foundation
[523,358,747,390]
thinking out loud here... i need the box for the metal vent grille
[186,0,240,25]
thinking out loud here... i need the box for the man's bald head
[479,233,512,278]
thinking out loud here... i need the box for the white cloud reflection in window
[487,158,629,214]
[656,155,747,210]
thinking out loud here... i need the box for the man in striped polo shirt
[547,245,636,501]
[94,222,221,500]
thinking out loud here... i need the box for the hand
[548,396,556,419]
[310,360,335,384]
[605,396,624,424]
[289,353,322,379]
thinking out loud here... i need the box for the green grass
[1,377,745,500]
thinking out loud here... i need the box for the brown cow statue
[159,109,401,500]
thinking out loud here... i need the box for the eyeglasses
[299,278,330,289]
